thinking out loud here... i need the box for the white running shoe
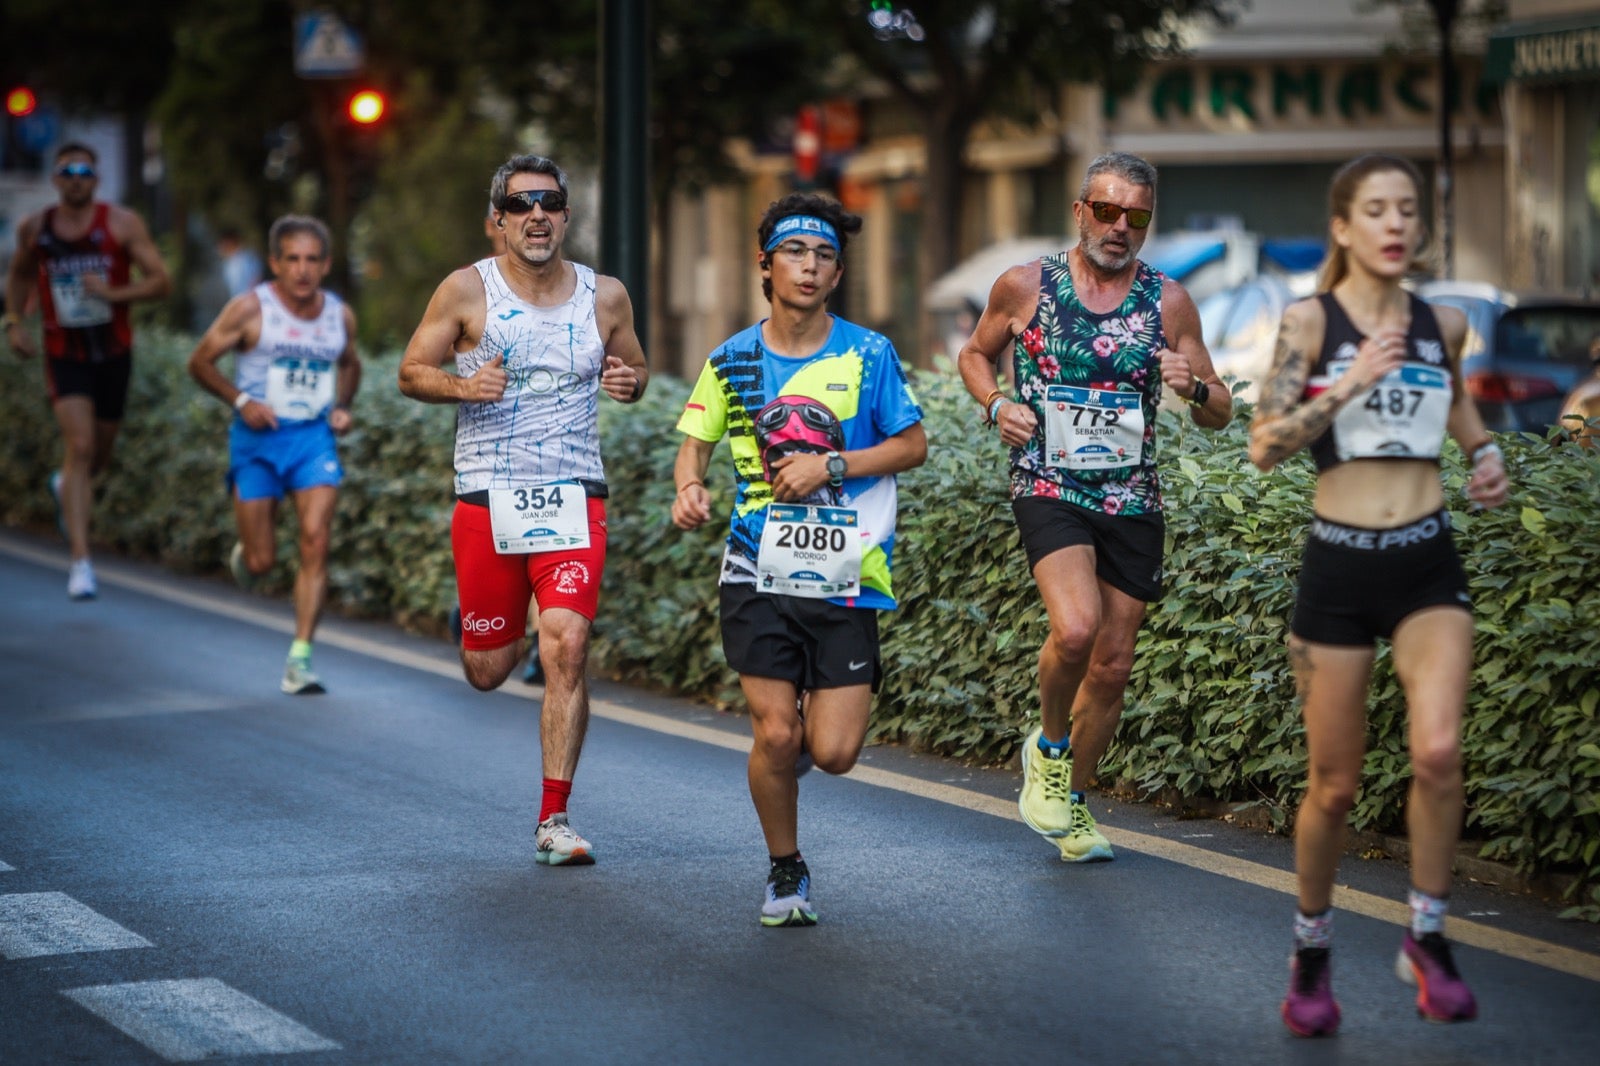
[760,861,817,927]
[535,813,595,866]
[67,558,97,600]
[281,657,325,695]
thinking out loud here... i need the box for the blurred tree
[781,0,1234,325]
[526,0,829,368]
[351,81,509,351]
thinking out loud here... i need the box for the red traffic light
[347,89,385,125]
[5,86,37,118]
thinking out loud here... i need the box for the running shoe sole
[1056,837,1115,863]
[760,907,818,928]
[535,848,594,866]
[1396,940,1478,1023]
[1281,1001,1341,1038]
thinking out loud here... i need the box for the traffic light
[5,86,37,117]
[3,86,49,172]
[346,88,385,125]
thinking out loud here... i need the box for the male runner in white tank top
[188,215,362,695]
[399,154,648,867]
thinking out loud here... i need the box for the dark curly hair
[756,193,862,303]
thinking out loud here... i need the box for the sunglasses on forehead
[500,189,567,215]
[56,162,96,179]
[1085,200,1152,229]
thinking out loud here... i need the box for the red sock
[539,778,573,823]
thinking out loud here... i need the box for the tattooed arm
[1248,298,1404,471]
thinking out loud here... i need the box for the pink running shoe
[1282,947,1341,1037]
[1397,931,1478,1022]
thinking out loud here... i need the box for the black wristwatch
[825,450,847,488]
[1185,379,1211,408]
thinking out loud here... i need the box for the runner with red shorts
[399,154,647,866]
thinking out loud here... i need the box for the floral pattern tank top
[1009,253,1167,516]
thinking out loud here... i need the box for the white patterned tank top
[453,258,607,496]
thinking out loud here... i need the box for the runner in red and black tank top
[34,203,133,363]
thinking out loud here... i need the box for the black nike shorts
[719,582,881,692]
[1292,509,1471,646]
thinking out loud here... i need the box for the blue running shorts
[228,419,343,501]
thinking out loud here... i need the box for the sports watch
[825,450,847,488]
[1184,379,1211,407]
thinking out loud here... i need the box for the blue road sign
[294,12,364,78]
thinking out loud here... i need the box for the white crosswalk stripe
[62,978,341,1062]
[0,892,152,960]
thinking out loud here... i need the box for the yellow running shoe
[1057,799,1115,863]
[1019,726,1074,837]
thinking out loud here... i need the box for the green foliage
[3,342,1597,905]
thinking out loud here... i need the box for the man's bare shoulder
[104,202,154,238]
[593,271,631,308]
[989,259,1043,308]
[437,263,486,302]
[1158,275,1199,318]
[12,207,47,244]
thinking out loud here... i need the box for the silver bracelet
[1471,440,1503,465]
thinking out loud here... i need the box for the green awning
[1484,14,1600,85]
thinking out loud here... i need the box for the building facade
[1488,0,1600,294]
[655,0,1510,376]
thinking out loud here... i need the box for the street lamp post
[1433,0,1459,280]
[600,0,649,353]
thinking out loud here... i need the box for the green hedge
[3,332,1596,914]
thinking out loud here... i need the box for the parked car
[1416,281,1600,434]
[1196,274,1299,402]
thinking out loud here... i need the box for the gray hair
[267,215,331,259]
[1078,152,1158,204]
[490,154,569,211]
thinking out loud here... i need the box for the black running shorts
[719,582,881,692]
[1011,495,1166,603]
[44,356,132,421]
[1291,509,1471,646]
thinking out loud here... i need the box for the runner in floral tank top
[1011,254,1167,515]
[957,152,1234,867]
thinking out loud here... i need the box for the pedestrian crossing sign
[294,12,365,78]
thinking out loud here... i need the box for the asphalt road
[2,528,1596,1065]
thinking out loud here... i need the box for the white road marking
[0,892,152,960]
[62,978,340,1061]
[0,859,13,872]
[5,534,1598,984]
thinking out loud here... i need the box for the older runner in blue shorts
[188,215,361,695]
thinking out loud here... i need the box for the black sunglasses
[1085,200,1152,229]
[500,189,567,215]
[56,162,96,179]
